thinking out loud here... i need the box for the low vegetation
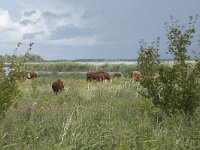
[0,77,199,149]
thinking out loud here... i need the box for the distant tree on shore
[0,53,45,62]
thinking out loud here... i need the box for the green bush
[0,68,18,115]
[138,16,200,116]
[0,43,32,115]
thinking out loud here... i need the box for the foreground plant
[0,43,33,115]
[138,15,200,116]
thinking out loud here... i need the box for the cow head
[27,73,31,79]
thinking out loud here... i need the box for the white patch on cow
[27,73,31,79]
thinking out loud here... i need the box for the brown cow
[86,71,112,82]
[98,71,112,82]
[131,71,142,82]
[86,72,105,82]
[113,72,123,78]
[26,71,37,79]
[52,79,64,94]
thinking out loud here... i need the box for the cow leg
[87,82,90,90]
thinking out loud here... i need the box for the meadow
[0,66,200,149]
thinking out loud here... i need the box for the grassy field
[0,75,200,150]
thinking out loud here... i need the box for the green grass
[0,76,200,149]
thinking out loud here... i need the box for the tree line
[0,53,45,63]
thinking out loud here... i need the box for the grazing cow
[26,71,37,79]
[113,72,123,78]
[52,79,64,94]
[86,72,105,82]
[131,71,142,82]
[98,71,112,82]
[86,71,112,82]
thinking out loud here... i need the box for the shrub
[0,43,33,115]
[138,16,200,116]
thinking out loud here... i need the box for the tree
[138,16,200,116]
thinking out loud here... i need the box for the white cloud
[0,9,49,43]
[0,2,99,47]
[0,9,11,28]
[19,10,50,40]
[17,0,73,13]
[0,9,20,42]
[16,0,88,28]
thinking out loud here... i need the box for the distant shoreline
[4,60,196,66]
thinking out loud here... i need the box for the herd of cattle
[7,70,142,94]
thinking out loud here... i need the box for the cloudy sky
[0,0,200,60]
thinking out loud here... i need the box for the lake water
[3,67,10,76]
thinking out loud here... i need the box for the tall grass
[0,76,200,149]
[25,62,137,77]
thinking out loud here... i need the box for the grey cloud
[49,25,95,40]
[82,10,102,19]
[23,10,37,17]
[42,11,71,19]
[23,32,43,40]
[33,43,137,60]
[1,28,15,32]
[20,19,32,25]
[42,11,72,29]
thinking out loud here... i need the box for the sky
[0,0,200,60]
